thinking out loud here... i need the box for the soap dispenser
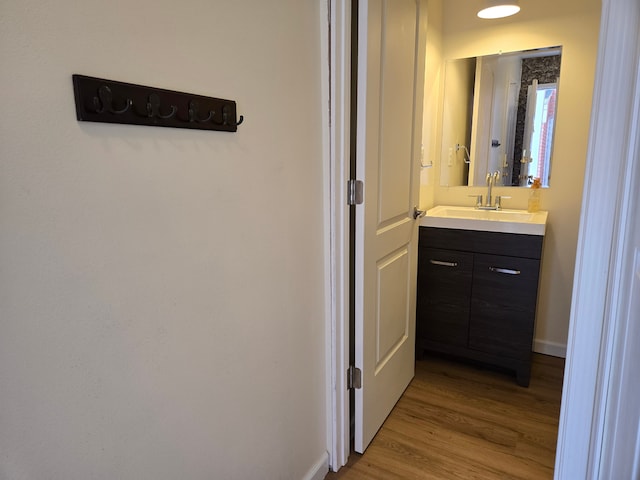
[528,178,541,212]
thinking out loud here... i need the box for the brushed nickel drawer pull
[430,259,458,267]
[489,266,521,275]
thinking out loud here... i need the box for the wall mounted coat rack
[72,75,243,132]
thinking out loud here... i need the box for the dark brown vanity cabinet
[416,227,544,386]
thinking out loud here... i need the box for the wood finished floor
[325,353,565,480]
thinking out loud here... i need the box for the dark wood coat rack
[72,75,243,132]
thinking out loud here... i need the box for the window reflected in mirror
[522,82,557,187]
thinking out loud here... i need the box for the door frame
[325,0,640,475]
[325,0,352,470]
[554,0,640,477]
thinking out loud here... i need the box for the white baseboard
[302,451,329,480]
[533,339,567,358]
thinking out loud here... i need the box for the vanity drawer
[420,226,543,259]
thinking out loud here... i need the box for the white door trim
[597,53,640,478]
[555,0,640,477]
[325,0,352,471]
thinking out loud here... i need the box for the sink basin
[420,205,548,235]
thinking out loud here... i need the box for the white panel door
[354,0,426,453]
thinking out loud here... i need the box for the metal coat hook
[222,105,244,127]
[93,85,132,114]
[188,100,214,123]
[142,93,177,119]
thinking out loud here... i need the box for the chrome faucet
[468,171,510,210]
[486,171,499,207]
[478,171,501,210]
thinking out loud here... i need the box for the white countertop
[419,205,548,236]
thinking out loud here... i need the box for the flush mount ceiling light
[477,0,520,19]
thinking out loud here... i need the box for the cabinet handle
[430,259,458,267]
[489,266,521,275]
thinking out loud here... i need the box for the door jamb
[555,0,640,476]
[326,0,352,471]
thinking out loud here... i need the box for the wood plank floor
[325,353,565,480]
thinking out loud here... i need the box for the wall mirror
[439,46,562,188]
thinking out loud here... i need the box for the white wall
[0,1,328,479]
[419,0,443,207]
[421,0,601,356]
[439,58,474,187]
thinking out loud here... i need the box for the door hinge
[347,365,362,389]
[347,179,364,206]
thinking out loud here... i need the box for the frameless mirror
[439,46,562,187]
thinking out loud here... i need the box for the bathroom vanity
[416,206,548,387]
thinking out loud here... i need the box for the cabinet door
[468,253,540,359]
[417,247,473,347]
